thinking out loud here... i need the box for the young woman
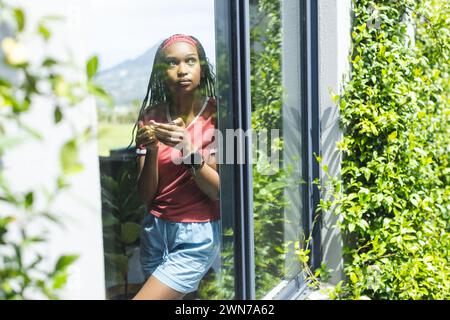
[131,34,220,300]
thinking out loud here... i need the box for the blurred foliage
[197,233,235,300]
[319,0,450,299]
[101,161,146,299]
[0,2,109,299]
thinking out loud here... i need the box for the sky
[84,0,216,71]
[15,0,216,71]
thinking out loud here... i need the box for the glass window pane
[87,0,226,300]
[250,0,304,298]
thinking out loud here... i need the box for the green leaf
[350,272,358,284]
[331,93,340,103]
[24,191,33,209]
[413,147,427,156]
[315,154,322,163]
[87,84,108,97]
[86,56,99,80]
[54,106,63,123]
[120,222,141,244]
[104,253,128,275]
[14,8,25,32]
[38,23,51,41]
[348,223,355,233]
[52,273,68,290]
[0,77,12,88]
[102,214,119,228]
[60,139,84,175]
[88,83,114,107]
[42,58,57,67]
[388,131,397,141]
[0,216,15,228]
[54,254,79,273]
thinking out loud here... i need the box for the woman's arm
[135,120,160,205]
[152,119,220,201]
[137,146,159,205]
[189,154,219,201]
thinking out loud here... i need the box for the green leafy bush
[101,161,146,299]
[324,0,450,299]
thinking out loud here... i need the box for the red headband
[162,35,197,49]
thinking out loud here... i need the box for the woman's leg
[132,275,185,300]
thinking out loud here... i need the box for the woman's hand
[136,121,159,151]
[152,118,194,154]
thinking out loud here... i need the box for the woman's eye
[187,58,196,65]
[167,60,177,67]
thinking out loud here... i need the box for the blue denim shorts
[139,214,220,294]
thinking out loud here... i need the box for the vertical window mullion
[232,0,255,300]
[216,0,254,300]
[306,0,322,272]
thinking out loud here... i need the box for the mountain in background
[94,43,160,107]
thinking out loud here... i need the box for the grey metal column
[305,0,322,271]
[231,0,255,300]
[215,0,255,300]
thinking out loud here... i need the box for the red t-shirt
[140,97,220,222]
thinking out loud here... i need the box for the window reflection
[250,0,304,298]
[195,0,237,300]
[91,1,221,300]
[95,0,305,300]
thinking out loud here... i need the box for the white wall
[318,0,352,285]
[1,1,105,299]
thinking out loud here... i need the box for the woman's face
[163,41,202,95]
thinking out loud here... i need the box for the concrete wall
[1,1,105,299]
[318,0,352,285]
[280,0,352,292]
[273,0,353,293]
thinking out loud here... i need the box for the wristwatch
[182,150,205,176]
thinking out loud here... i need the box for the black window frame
[215,0,320,300]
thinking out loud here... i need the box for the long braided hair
[127,34,216,149]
